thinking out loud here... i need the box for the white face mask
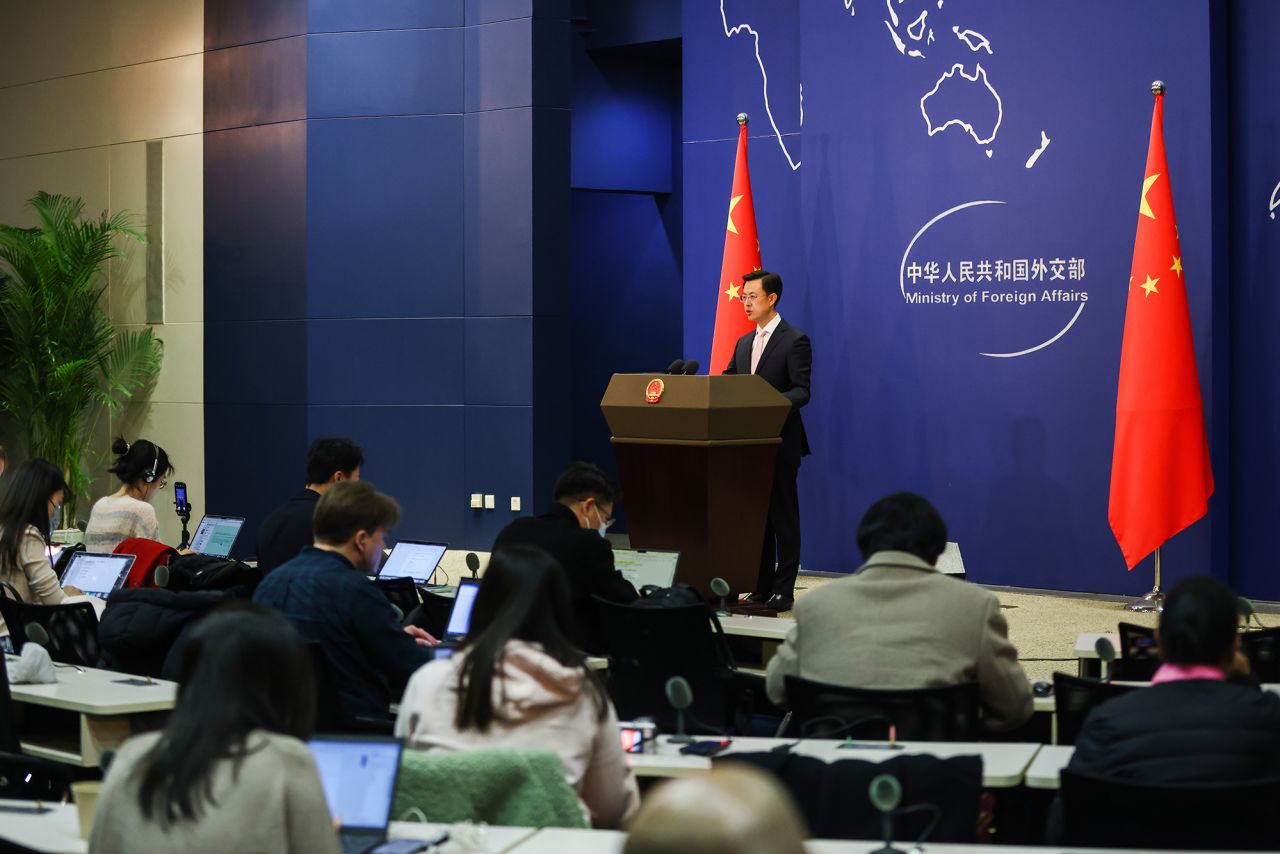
[591,504,614,539]
[51,503,63,530]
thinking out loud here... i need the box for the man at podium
[722,270,812,611]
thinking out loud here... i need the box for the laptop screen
[61,552,135,598]
[613,548,680,591]
[190,515,244,558]
[445,580,480,638]
[309,738,402,831]
[378,540,448,585]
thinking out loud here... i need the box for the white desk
[388,822,537,852]
[627,736,1040,788]
[719,614,793,642]
[1024,744,1074,789]
[6,660,177,767]
[0,800,85,853]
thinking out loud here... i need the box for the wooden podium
[600,373,791,597]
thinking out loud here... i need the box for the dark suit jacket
[722,318,812,463]
[492,503,638,653]
[1068,679,1280,783]
[256,488,320,573]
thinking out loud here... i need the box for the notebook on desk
[189,515,245,558]
[613,548,680,591]
[60,552,135,599]
[376,540,448,586]
[309,735,403,854]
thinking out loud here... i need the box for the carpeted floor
[790,575,1160,681]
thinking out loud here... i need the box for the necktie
[751,328,769,374]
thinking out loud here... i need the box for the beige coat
[0,525,66,634]
[765,551,1034,731]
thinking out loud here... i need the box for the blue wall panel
[306,319,464,405]
[307,116,465,319]
[463,405,534,546]
[206,0,306,51]
[205,320,307,405]
[464,108,533,317]
[308,0,464,32]
[1227,0,1280,599]
[204,404,308,560]
[204,37,307,131]
[465,0,568,27]
[465,317,532,405]
[204,122,308,322]
[308,29,465,118]
[308,405,467,547]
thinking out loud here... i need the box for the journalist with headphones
[84,438,175,553]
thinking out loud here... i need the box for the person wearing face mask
[252,480,437,728]
[0,459,84,635]
[84,438,175,553]
[493,462,637,654]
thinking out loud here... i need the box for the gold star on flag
[1140,274,1159,297]
[726,195,743,235]
[1170,256,1183,277]
[1139,173,1160,219]
[724,281,741,301]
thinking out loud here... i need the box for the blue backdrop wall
[682,1,1242,595]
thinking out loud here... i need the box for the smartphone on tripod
[174,481,192,550]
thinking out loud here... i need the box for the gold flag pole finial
[1151,80,1166,96]
[737,113,750,126]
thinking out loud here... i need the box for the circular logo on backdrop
[645,378,666,404]
[900,200,1090,358]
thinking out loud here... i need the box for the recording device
[1094,636,1117,682]
[665,676,694,744]
[618,719,657,754]
[710,577,731,618]
[465,552,480,579]
[173,481,192,550]
[666,359,687,375]
[869,774,906,854]
[681,360,700,375]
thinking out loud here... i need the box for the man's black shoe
[766,594,794,612]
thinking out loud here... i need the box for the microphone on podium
[666,359,687,375]
[681,360,700,375]
[465,552,480,579]
[665,676,695,744]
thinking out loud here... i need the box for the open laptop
[60,552,135,599]
[613,548,680,592]
[376,540,448,586]
[309,735,403,854]
[188,514,245,558]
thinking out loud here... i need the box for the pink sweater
[394,641,639,828]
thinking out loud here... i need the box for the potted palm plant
[0,191,164,529]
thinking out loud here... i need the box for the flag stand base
[1124,587,1164,613]
[1124,547,1164,613]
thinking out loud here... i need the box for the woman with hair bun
[84,437,175,552]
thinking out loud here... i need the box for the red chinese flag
[710,122,763,374]
[1108,91,1214,569]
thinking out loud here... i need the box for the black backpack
[160,553,262,596]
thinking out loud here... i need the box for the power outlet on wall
[510,496,521,512]
[469,493,483,509]
[484,494,495,510]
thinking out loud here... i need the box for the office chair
[1115,621,1159,681]
[779,677,981,741]
[1051,672,1137,745]
[1061,768,1280,850]
[1240,627,1280,683]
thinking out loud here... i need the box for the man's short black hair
[306,437,363,485]
[856,492,948,565]
[553,461,617,506]
[1160,576,1239,667]
[743,269,783,303]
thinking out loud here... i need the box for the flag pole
[1126,546,1164,612]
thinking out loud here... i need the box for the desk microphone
[665,676,695,744]
[25,623,51,648]
[666,359,687,375]
[465,553,480,579]
[710,577,731,617]
[869,774,906,854]
[681,360,700,375]
[1094,637,1117,682]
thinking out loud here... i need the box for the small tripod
[175,493,192,551]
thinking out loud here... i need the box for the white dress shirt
[751,313,783,374]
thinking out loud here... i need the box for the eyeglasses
[740,292,768,304]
